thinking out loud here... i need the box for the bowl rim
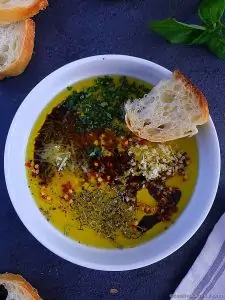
[4,54,221,271]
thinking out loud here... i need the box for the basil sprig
[149,0,225,59]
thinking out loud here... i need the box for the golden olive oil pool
[26,76,198,249]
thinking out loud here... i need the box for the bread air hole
[174,84,181,91]
[157,123,169,130]
[169,106,176,112]
[192,115,201,122]
[158,124,165,129]
[0,54,7,66]
[0,284,8,298]
[184,130,193,135]
[163,106,176,116]
[161,92,174,103]
[0,44,9,52]
[144,120,151,126]
[147,128,158,134]
[185,104,192,112]
[13,39,17,51]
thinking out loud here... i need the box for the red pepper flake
[123,140,129,147]
[25,162,32,168]
[87,172,96,179]
[62,181,73,194]
[31,170,38,178]
[138,139,148,145]
[131,224,136,231]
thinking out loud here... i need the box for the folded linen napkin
[171,213,225,299]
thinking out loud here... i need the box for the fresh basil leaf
[198,0,225,26]
[207,34,225,58]
[189,29,211,45]
[149,18,205,44]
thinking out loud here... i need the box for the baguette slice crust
[0,19,35,80]
[125,70,209,142]
[0,273,41,300]
[0,0,48,24]
[174,70,209,122]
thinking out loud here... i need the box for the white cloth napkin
[171,213,225,299]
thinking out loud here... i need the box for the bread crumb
[110,288,118,294]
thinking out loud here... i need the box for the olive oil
[26,76,198,249]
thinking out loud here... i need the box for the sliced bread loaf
[0,18,35,80]
[0,0,48,24]
[0,273,41,299]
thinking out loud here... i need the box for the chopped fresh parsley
[61,76,151,132]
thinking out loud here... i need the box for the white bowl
[4,55,221,271]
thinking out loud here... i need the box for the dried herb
[71,187,141,245]
[63,224,73,236]
[40,207,51,221]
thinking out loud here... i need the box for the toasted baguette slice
[0,273,41,299]
[125,70,209,142]
[0,0,48,24]
[0,19,35,80]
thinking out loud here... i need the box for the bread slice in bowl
[125,70,209,142]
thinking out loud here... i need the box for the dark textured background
[0,0,225,299]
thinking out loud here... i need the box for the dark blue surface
[1,1,225,299]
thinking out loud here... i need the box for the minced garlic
[127,143,187,181]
